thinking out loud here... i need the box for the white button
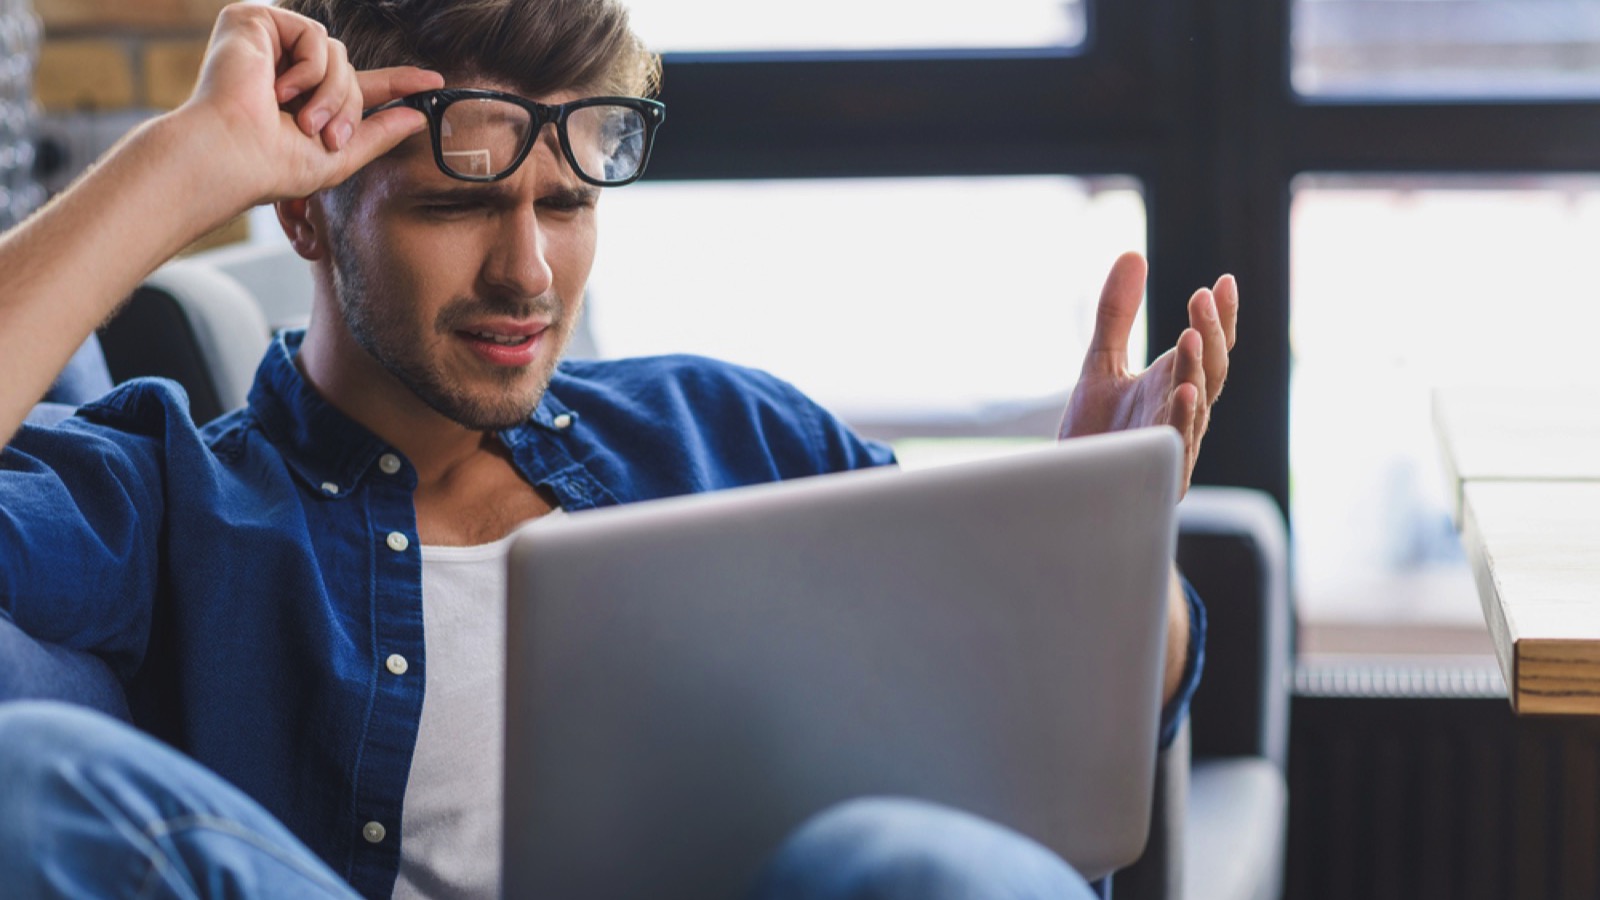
[386,654,408,676]
[362,821,386,844]
[378,453,402,475]
[386,532,410,552]
[553,413,573,430]
[320,482,339,496]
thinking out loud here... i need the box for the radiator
[1286,659,1600,900]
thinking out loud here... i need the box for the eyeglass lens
[438,98,648,183]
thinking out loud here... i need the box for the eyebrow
[407,183,601,207]
[409,185,512,205]
[545,184,602,207]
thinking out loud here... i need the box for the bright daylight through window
[1294,0,1600,98]
[587,177,1145,431]
[623,0,1086,52]
[1291,176,1600,654]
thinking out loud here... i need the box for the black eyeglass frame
[364,88,666,187]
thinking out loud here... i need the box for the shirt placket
[344,451,427,897]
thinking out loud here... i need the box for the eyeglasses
[364,89,666,187]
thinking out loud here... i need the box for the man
[0,1,1236,897]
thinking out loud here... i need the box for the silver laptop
[503,426,1182,899]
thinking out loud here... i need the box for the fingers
[328,67,443,172]
[339,106,430,174]
[1170,326,1206,430]
[1085,251,1148,374]
[294,38,355,149]
[1213,273,1238,349]
[357,67,446,108]
[1170,380,1200,447]
[1186,287,1229,405]
[270,15,331,107]
[1169,331,1204,493]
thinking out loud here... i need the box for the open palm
[1059,252,1238,496]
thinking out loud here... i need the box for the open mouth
[461,330,534,347]
[455,324,548,367]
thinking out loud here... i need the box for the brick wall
[32,0,246,250]
[33,0,222,111]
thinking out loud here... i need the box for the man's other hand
[1057,251,1238,496]
[179,3,444,208]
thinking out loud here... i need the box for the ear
[276,195,331,261]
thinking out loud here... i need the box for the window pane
[1294,0,1600,99]
[588,177,1145,422]
[627,0,1086,53]
[1290,174,1600,654]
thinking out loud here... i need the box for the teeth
[469,331,528,346]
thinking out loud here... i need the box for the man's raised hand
[179,3,443,208]
[1057,252,1238,496]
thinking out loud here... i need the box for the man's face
[321,82,599,431]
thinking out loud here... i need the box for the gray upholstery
[138,261,272,414]
[1120,487,1292,900]
[188,241,316,332]
[94,259,270,424]
[1185,758,1287,900]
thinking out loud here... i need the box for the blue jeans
[0,703,1095,899]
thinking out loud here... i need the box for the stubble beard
[328,238,570,432]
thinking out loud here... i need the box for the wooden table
[1435,388,1600,714]
[1434,387,1600,525]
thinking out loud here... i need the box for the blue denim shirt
[0,330,1202,899]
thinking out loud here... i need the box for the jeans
[0,702,1096,900]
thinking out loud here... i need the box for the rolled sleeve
[1157,575,1206,750]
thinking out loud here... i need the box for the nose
[480,203,554,300]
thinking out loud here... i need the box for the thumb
[1084,251,1147,373]
[336,106,428,177]
[331,66,443,176]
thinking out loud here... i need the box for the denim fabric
[750,797,1099,900]
[0,613,128,721]
[0,704,1094,900]
[0,330,1203,899]
[0,331,895,899]
[0,702,359,900]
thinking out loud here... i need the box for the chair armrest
[99,260,272,424]
[1176,486,1292,770]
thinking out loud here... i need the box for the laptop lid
[503,426,1182,899]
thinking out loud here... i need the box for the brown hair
[275,0,660,98]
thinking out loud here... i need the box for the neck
[298,307,497,488]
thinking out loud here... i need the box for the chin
[424,371,555,431]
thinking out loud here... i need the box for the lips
[465,330,531,346]
[454,320,550,367]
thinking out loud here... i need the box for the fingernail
[309,109,331,134]
[336,122,354,150]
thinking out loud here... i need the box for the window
[626,0,1086,53]
[1293,0,1600,98]
[1290,175,1600,652]
[589,176,1144,418]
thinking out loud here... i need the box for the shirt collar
[247,330,575,496]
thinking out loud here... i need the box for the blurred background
[23,0,1600,663]
[15,1,1600,896]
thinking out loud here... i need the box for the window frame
[642,0,1600,514]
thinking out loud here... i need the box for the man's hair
[275,0,660,98]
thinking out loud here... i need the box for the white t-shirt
[392,510,563,900]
